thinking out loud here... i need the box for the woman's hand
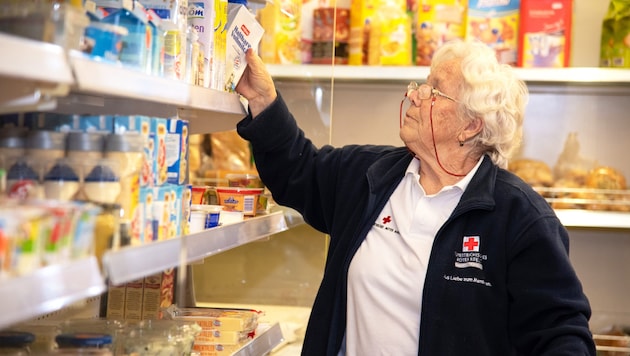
[236,48,278,118]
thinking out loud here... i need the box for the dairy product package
[416,0,467,66]
[466,0,519,65]
[518,0,572,68]
[224,6,264,92]
[188,0,215,87]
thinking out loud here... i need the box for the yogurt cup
[189,204,223,233]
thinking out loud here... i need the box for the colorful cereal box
[416,0,468,66]
[518,0,572,67]
[466,0,520,65]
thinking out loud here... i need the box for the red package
[518,0,573,67]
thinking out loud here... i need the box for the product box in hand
[466,0,520,65]
[518,0,572,67]
[224,5,264,92]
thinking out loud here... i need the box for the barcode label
[243,195,255,213]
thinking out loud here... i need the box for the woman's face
[399,58,464,161]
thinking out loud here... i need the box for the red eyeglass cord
[400,93,466,178]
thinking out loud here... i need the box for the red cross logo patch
[462,236,480,252]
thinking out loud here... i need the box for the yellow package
[369,0,412,65]
[416,0,467,66]
[258,0,302,64]
[348,0,378,65]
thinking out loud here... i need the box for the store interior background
[192,0,629,333]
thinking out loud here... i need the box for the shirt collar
[405,156,484,193]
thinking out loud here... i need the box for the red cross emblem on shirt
[382,216,392,224]
[463,236,480,252]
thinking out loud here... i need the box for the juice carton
[466,0,519,65]
[258,0,302,64]
[416,0,467,66]
[213,0,228,90]
[518,0,572,68]
[312,8,350,64]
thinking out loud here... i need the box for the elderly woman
[235,40,595,355]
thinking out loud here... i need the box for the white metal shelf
[555,209,630,229]
[102,211,288,286]
[267,64,630,85]
[0,32,246,134]
[0,257,106,331]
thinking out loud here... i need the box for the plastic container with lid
[83,159,121,205]
[25,130,66,164]
[54,333,113,355]
[104,132,143,238]
[0,330,35,355]
[43,158,80,201]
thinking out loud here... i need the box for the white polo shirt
[339,157,481,356]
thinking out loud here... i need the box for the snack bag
[600,0,630,68]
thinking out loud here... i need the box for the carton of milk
[224,6,264,92]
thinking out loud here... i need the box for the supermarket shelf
[0,257,106,330]
[555,209,630,229]
[266,64,630,85]
[0,32,246,133]
[0,32,74,84]
[102,211,288,286]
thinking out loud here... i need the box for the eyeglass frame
[406,81,459,104]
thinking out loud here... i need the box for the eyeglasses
[406,82,459,104]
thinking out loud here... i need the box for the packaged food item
[83,21,129,62]
[259,0,302,64]
[215,186,263,216]
[188,0,215,87]
[348,0,378,65]
[416,0,467,66]
[163,305,259,332]
[312,8,350,64]
[225,173,262,188]
[101,3,152,72]
[43,159,81,201]
[600,0,630,68]
[190,204,223,233]
[368,0,412,65]
[83,160,121,205]
[518,0,572,67]
[224,1,264,92]
[466,0,519,65]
